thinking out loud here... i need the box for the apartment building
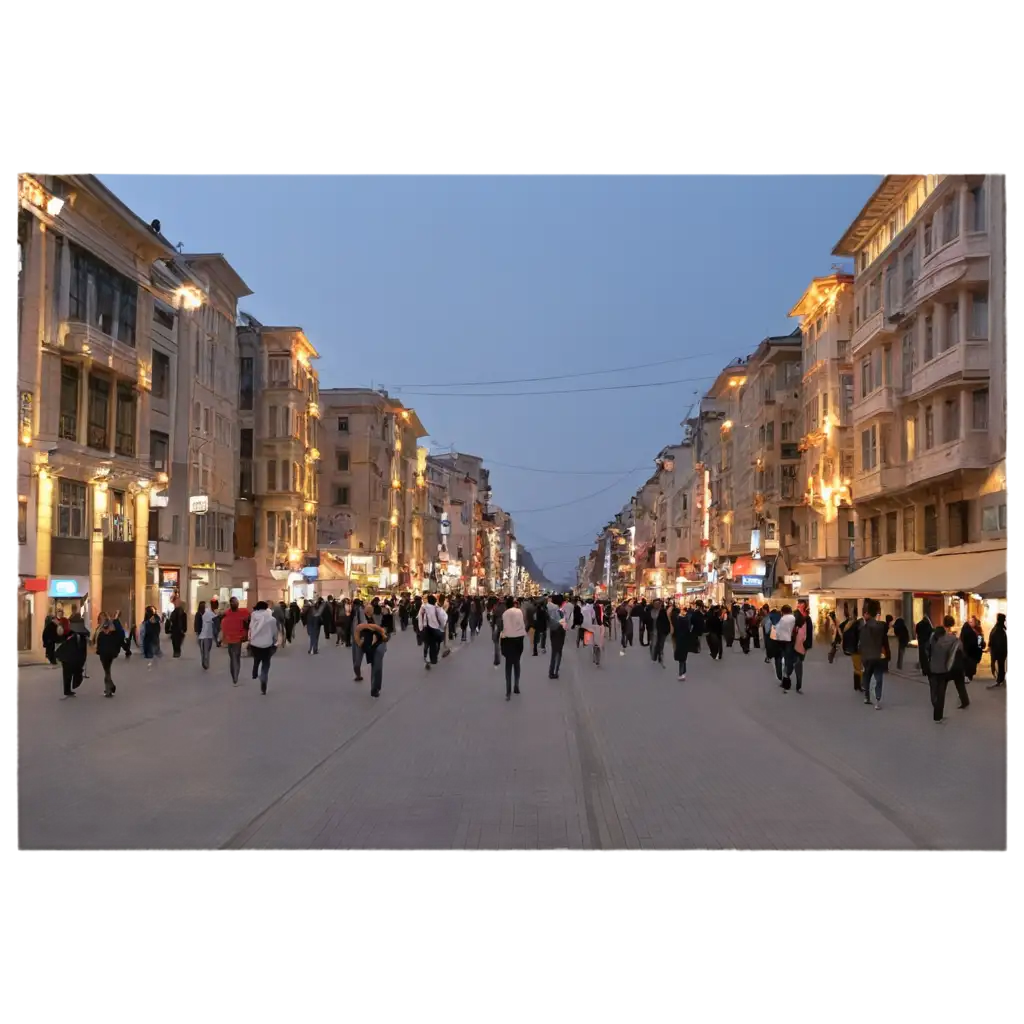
[428,452,484,593]
[18,174,174,652]
[317,388,426,592]
[833,175,1006,564]
[726,334,802,599]
[785,273,857,610]
[235,317,321,603]
[151,253,251,612]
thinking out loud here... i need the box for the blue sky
[102,175,877,586]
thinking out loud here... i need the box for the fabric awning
[832,545,1006,596]
[975,573,1006,599]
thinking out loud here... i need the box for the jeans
[620,618,633,648]
[227,642,242,683]
[651,632,667,663]
[896,641,907,670]
[171,633,184,657]
[353,642,366,677]
[198,637,213,669]
[370,642,387,695]
[862,659,885,701]
[425,628,442,665]
[492,629,501,666]
[533,627,547,655]
[251,645,275,688]
[784,647,804,689]
[308,630,320,654]
[930,671,969,720]
[637,620,648,646]
[502,636,524,695]
[549,628,565,677]
[675,649,688,675]
[100,655,115,694]
[991,656,1006,683]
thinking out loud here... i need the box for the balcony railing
[905,341,989,398]
[852,385,898,423]
[115,431,135,457]
[59,412,77,442]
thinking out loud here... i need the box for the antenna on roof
[176,242,184,253]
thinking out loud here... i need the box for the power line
[388,352,718,389]
[476,457,641,476]
[505,467,647,514]
[396,375,716,398]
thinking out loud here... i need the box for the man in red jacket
[219,597,250,686]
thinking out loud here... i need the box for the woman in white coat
[248,601,279,695]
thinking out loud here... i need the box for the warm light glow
[175,286,203,311]
[156,471,169,485]
[136,478,151,490]
[288,548,301,563]
[416,447,428,473]
[820,485,833,504]
[401,410,410,422]
[392,479,401,490]
[297,352,310,368]
[728,377,746,388]
[390,511,399,526]
[46,196,64,216]
[304,501,315,514]
[20,430,32,446]
[307,401,320,418]
[395,438,402,452]
[722,420,733,431]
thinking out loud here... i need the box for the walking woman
[55,620,87,699]
[988,613,1007,688]
[705,604,724,662]
[354,618,389,697]
[722,605,736,649]
[499,596,526,700]
[141,606,162,668]
[42,614,59,668]
[96,617,123,697]
[248,601,279,695]
[195,601,215,670]
[670,603,692,681]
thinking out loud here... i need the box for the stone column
[78,366,89,446]
[90,482,106,626]
[58,237,70,322]
[134,487,149,627]
[33,469,54,642]
[933,301,945,355]
[958,288,969,346]
[958,182,970,238]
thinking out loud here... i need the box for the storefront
[18,576,47,652]
[158,567,180,615]
[725,556,767,604]
[48,576,90,619]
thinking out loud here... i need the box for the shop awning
[832,545,1006,596]
[975,573,1006,599]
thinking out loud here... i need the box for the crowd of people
[38,590,1006,721]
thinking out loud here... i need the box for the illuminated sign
[49,578,84,598]
[189,495,209,514]
[740,575,764,588]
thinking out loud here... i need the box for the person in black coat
[670,605,692,680]
[55,621,88,698]
[960,618,983,681]
[722,606,736,648]
[987,613,1007,687]
[41,615,59,667]
[705,604,724,661]
[915,615,934,675]
[95,618,123,697]
[892,615,911,669]
[167,598,188,657]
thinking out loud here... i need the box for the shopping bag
[583,630,593,646]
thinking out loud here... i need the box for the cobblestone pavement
[18,628,1006,849]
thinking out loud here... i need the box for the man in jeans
[857,599,890,710]
[547,594,567,679]
[219,597,250,686]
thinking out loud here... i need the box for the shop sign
[49,578,84,598]
[440,516,451,536]
[740,575,764,588]
[148,540,159,560]
[19,391,33,440]
[301,566,319,579]
[189,495,209,515]
[150,490,169,508]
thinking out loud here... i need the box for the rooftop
[832,175,915,257]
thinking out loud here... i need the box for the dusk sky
[102,175,878,586]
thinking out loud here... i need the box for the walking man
[858,599,891,710]
[220,597,249,686]
[547,594,567,679]
[168,598,188,658]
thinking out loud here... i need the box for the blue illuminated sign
[740,575,764,588]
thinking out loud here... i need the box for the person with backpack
[928,615,970,721]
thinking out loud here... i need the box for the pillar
[33,469,54,643]
[90,482,106,627]
[957,288,969,347]
[134,487,149,627]
[58,237,70,322]
[958,182,970,239]
[78,366,89,447]
[933,301,946,355]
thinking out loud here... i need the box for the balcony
[852,385,899,423]
[55,320,140,383]
[854,464,903,501]
[905,341,989,399]
[779,443,800,461]
[905,434,989,488]
[909,233,990,310]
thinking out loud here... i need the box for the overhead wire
[504,466,648,514]
[396,375,717,398]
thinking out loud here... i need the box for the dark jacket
[794,611,813,651]
[55,630,87,668]
[858,618,890,663]
[722,614,736,642]
[893,617,910,645]
[988,623,1007,660]
[960,623,983,664]
[96,628,123,661]
[169,606,188,637]
[915,618,933,646]
[928,628,963,676]
[670,609,691,653]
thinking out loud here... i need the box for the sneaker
[864,697,872,705]
[677,674,686,681]
[620,650,625,656]
[233,681,239,687]
[875,701,882,710]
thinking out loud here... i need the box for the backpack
[572,605,584,627]
[841,619,860,656]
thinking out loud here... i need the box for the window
[69,246,88,321]
[901,332,916,387]
[193,400,201,432]
[816,317,823,336]
[217,515,229,552]
[869,274,881,314]
[108,489,128,541]
[780,420,794,442]
[337,415,349,433]
[115,383,136,456]
[807,395,820,431]
[869,515,881,558]
[154,306,175,330]
[56,480,87,538]
[810,519,818,542]
[150,430,169,470]
[884,266,895,312]
[861,426,877,471]
[882,345,892,386]
[999,504,1007,530]
[152,350,170,399]
[904,414,917,461]
[886,512,898,553]
[971,389,988,430]
[871,349,882,392]
[18,497,27,545]
[94,264,116,335]
[269,357,290,385]
[903,509,915,553]
[971,183,986,232]
[239,357,254,410]
[924,405,935,449]
[292,462,301,492]
[879,423,891,465]
[267,460,277,491]
[942,194,959,245]
[840,375,854,423]
[860,357,872,399]
[946,303,959,350]
[943,399,958,444]
[336,449,350,472]
[117,280,137,346]
[970,291,988,338]
[982,505,998,532]
[268,405,278,438]
[207,340,215,387]
[924,316,934,362]
[59,363,79,441]
[902,246,915,301]
[822,390,829,420]
[765,421,774,447]
[87,375,110,450]
[335,485,350,505]
[924,220,933,256]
